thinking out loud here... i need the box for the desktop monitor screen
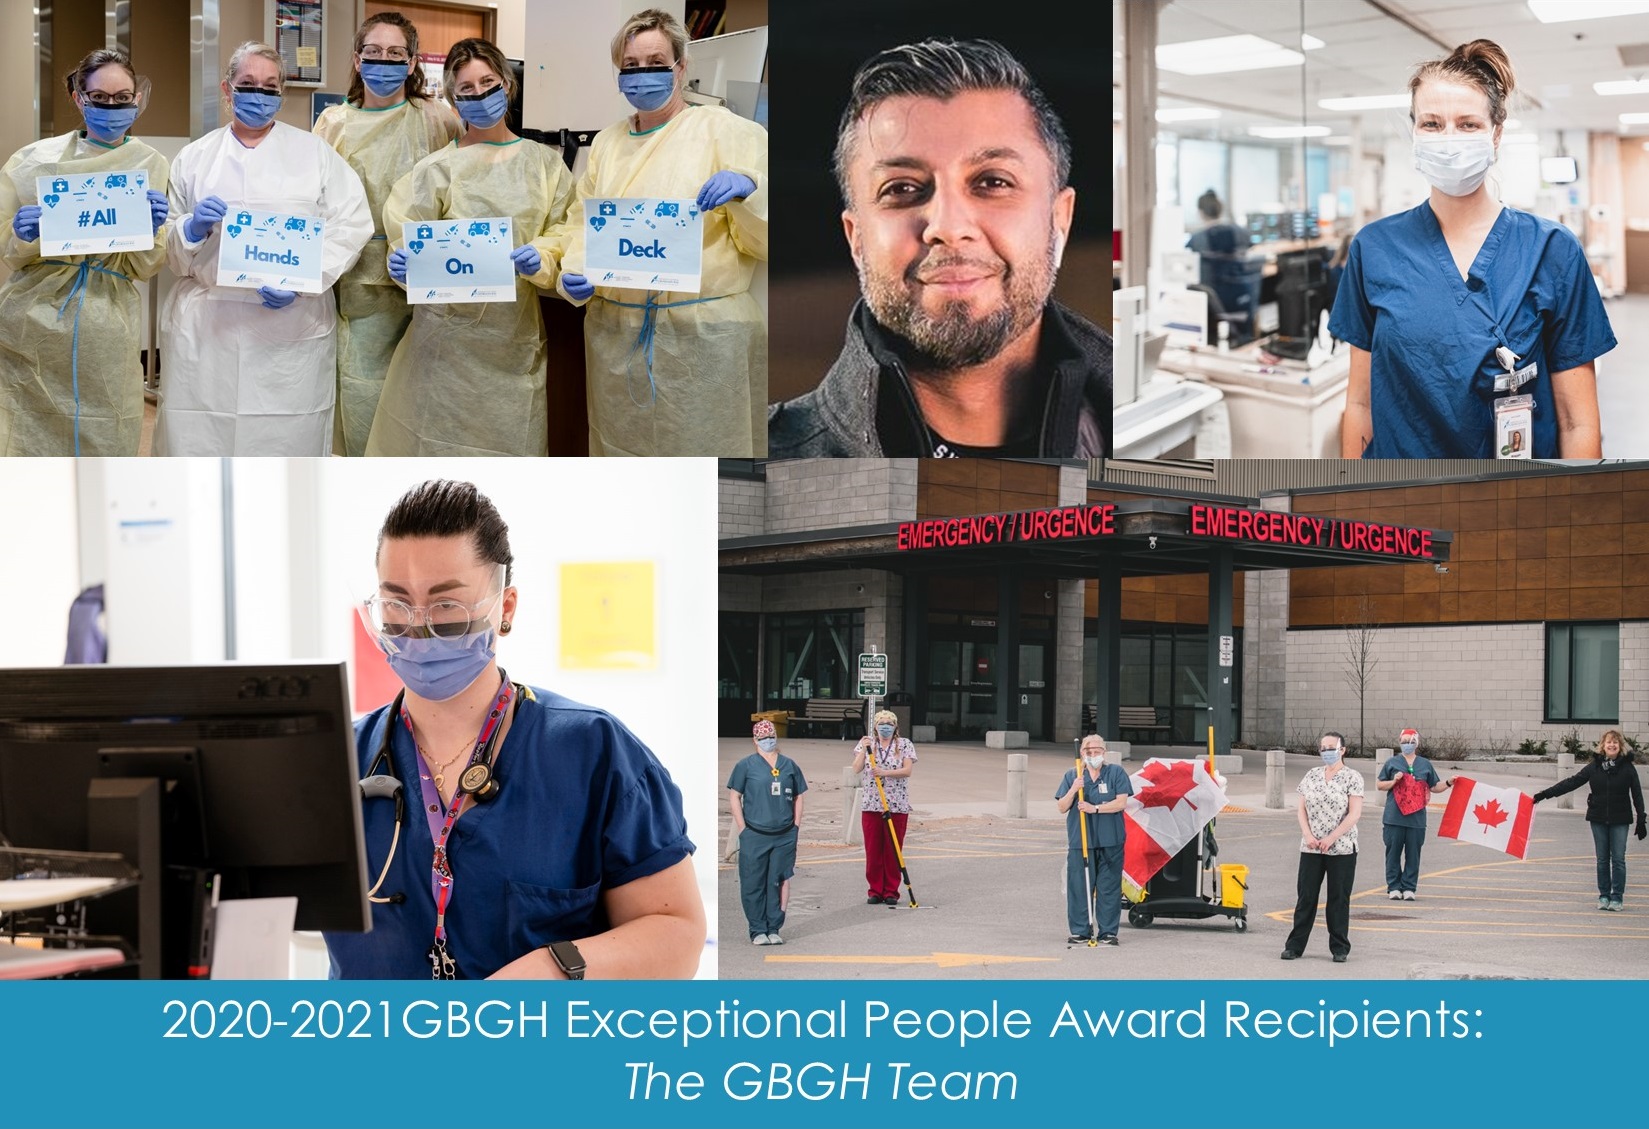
[0,662,369,971]
[1274,249,1329,355]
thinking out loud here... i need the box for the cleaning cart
[1126,819,1248,931]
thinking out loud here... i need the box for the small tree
[1342,596,1379,758]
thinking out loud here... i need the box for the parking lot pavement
[718,739,1649,980]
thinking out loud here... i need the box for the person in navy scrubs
[1329,38,1613,459]
[325,480,703,979]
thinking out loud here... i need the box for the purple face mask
[374,626,496,701]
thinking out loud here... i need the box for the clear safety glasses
[359,570,506,640]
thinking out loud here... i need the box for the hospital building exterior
[718,459,1649,755]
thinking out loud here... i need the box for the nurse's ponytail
[1410,38,1516,128]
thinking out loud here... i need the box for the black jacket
[1535,753,1646,825]
[767,299,1112,457]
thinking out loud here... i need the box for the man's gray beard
[858,234,1058,371]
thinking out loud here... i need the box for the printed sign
[215,207,325,294]
[583,197,702,293]
[857,653,888,699]
[402,218,516,304]
[35,169,155,256]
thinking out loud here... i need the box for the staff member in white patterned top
[851,709,918,906]
[1282,730,1364,963]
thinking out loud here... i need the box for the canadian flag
[1437,776,1534,859]
[1122,758,1229,898]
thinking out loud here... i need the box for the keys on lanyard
[404,677,516,982]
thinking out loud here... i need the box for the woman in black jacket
[1533,730,1646,910]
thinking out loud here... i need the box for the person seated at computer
[1187,190,1260,343]
[1328,39,1611,458]
[324,480,704,980]
[1187,190,1249,258]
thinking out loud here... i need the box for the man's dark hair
[832,37,1072,207]
[1197,189,1222,220]
[377,480,513,587]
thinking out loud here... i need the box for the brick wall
[763,458,918,534]
[718,478,765,539]
[1283,622,1644,752]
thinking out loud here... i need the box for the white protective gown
[157,120,372,455]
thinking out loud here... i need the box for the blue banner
[0,979,1628,1127]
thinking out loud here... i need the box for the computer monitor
[0,662,369,978]
[684,27,768,103]
[1272,249,1329,360]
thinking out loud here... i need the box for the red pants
[863,810,909,898]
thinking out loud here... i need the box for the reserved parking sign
[582,197,703,293]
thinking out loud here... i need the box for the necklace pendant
[433,773,444,789]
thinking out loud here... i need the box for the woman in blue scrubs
[1329,39,1612,459]
[325,480,703,979]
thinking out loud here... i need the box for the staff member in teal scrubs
[727,718,807,946]
[1329,38,1612,459]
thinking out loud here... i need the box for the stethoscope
[358,678,525,906]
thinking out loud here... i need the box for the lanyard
[398,676,514,979]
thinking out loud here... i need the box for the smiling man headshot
[768,37,1111,457]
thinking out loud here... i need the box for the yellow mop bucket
[1219,864,1249,909]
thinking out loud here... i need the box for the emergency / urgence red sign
[1189,504,1435,560]
[897,504,1116,550]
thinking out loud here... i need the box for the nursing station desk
[1153,342,1349,459]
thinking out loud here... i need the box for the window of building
[1085,624,1241,743]
[1546,622,1619,724]
[763,610,864,704]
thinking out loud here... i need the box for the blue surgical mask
[618,66,675,112]
[1320,747,1342,764]
[1400,742,1418,756]
[374,626,496,702]
[454,86,509,129]
[360,61,410,98]
[231,88,283,129]
[756,736,777,753]
[876,724,895,738]
[82,103,139,143]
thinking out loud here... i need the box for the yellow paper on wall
[560,562,656,669]
[295,46,319,68]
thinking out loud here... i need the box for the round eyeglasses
[362,588,503,640]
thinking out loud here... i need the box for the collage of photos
[0,1,1646,1127]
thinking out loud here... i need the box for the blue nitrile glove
[185,195,228,243]
[696,171,756,210]
[147,189,169,234]
[258,286,297,310]
[561,272,595,301]
[510,243,542,277]
[11,205,41,242]
[388,248,408,283]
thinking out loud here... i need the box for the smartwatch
[546,940,587,981]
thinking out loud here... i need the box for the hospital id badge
[1495,394,1534,459]
[1098,781,1109,794]
[770,780,782,797]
